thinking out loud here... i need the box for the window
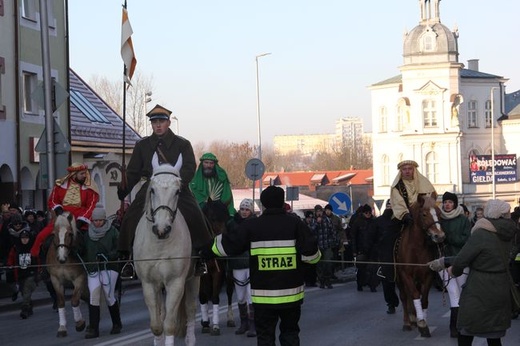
[422,99,437,127]
[484,100,492,128]
[425,152,439,183]
[70,88,110,124]
[467,100,478,128]
[379,106,387,133]
[22,0,37,20]
[381,155,389,186]
[396,105,404,131]
[22,71,37,113]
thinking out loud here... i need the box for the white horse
[133,159,199,346]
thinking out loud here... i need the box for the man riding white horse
[117,104,212,277]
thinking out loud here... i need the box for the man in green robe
[190,153,236,217]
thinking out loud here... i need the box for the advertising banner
[469,154,517,184]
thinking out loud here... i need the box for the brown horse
[47,212,87,337]
[199,199,235,335]
[395,195,445,337]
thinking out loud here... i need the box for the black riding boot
[450,307,459,338]
[85,305,100,339]
[235,303,249,335]
[109,301,123,334]
[247,304,257,337]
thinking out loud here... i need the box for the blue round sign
[328,192,352,215]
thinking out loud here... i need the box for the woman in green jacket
[439,192,471,337]
[82,205,122,339]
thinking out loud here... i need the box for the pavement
[0,266,357,313]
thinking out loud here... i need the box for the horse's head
[52,211,78,263]
[413,195,445,244]
[146,164,182,239]
[202,198,229,236]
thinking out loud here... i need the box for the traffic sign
[245,158,265,181]
[328,192,352,215]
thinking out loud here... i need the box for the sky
[68,0,520,146]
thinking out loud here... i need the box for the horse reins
[146,171,180,223]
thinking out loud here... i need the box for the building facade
[370,0,520,211]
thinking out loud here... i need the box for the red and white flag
[121,6,137,84]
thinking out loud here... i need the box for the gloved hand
[54,206,64,216]
[198,245,216,261]
[403,213,413,226]
[117,184,127,201]
[427,257,445,272]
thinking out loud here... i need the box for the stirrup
[195,260,208,276]
[121,262,135,280]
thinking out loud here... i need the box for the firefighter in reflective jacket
[201,185,321,345]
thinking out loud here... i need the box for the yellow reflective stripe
[212,234,227,257]
[302,249,321,264]
[251,246,296,256]
[251,239,296,249]
[251,286,305,304]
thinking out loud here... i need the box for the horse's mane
[202,198,229,224]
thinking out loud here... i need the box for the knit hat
[260,186,284,209]
[314,204,323,212]
[24,210,36,218]
[239,198,254,211]
[324,204,333,211]
[361,204,372,213]
[484,199,511,219]
[442,192,458,206]
[91,204,107,220]
[20,230,31,238]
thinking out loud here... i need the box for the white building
[370,0,520,210]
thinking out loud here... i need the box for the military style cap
[146,104,172,121]
[397,160,419,170]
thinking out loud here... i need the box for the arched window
[381,155,389,186]
[379,106,387,133]
[425,152,438,183]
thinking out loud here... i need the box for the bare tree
[89,70,154,136]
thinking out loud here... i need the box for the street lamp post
[255,52,271,200]
[490,87,498,199]
[172,115,179,135]
[144,91,152,136]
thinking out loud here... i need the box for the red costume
[31,163,99,257]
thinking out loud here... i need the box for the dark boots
[449,307,459,338]
[235,303,249,335]
[85,305,100,339]
[20,304,33,319]
[247,304,256,337]
[109,301,123,334]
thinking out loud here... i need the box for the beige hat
[397,160,419,170]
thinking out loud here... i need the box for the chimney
[467,59,479,71]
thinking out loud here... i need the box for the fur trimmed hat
[484,199,511,219]
[442,192,458,206]
[260,186,284,209]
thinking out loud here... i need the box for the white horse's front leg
[142,282,164,337]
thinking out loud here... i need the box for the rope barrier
[0,257,431,271]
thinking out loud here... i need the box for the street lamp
[255,52,271,199]
[144,91,152,136]
[490,87,498,199]
[172,115,179,135]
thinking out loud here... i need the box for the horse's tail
[174,290,188,337]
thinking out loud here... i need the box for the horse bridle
[146,171,180,223]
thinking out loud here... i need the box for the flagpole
[120,0,128,205]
